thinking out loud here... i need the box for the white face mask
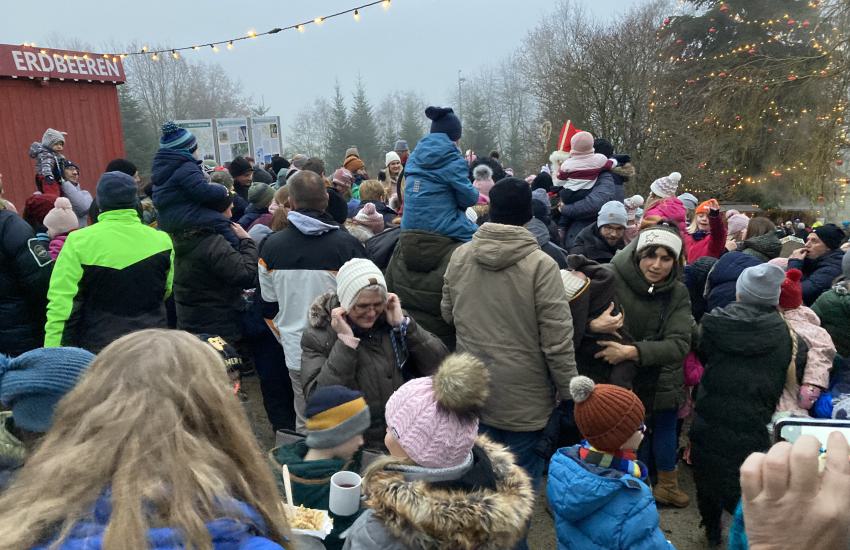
[192,148,202,160]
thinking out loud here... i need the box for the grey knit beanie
[736,263,785,307]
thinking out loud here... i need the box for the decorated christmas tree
[648,0,849,209]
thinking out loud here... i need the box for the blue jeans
[638,408,678,472]
[479,424,543,550]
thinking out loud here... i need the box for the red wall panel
[0,77,124,209]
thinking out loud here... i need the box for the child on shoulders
[151,121,238,248]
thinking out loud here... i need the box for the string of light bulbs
[19,0,392,62]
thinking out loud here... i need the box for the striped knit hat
[305,386,370,449]
[159,121,198,151]
[0,347,95,433]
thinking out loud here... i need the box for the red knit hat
[779,268,804,310]
[570,376,645,453]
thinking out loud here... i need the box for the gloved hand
[798,384,822,410]
[812,392,834,418]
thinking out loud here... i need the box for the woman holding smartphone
[301,258,448,450]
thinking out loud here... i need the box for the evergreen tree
[462,90,496,158]
[118,84,158,177]
[650,0,849,204]
[399,93,425,152]
[327,83,352,166]
[349,78,380,170]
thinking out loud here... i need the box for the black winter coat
[568,223,623,264]
[690,302,792,519]
[0,211,53,356]
[173,229,258,343]
[385,230,461,350]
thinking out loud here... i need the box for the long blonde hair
[0,330,288,549]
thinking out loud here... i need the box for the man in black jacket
[0,209,53,356]
[569,200,627,264]
[258,171,365,431]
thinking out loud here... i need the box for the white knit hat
[385,151,401,167]
[336,258,387,310]
[649,172,682,198]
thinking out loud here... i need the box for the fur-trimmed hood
[358,435,534,549]
[612,162,636,180]
[308,291,340,329]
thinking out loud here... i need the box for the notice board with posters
[249,116,282,165]
[175,119,217,163]
[216,118,249,164]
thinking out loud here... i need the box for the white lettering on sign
[3,47,124,82]
[12,51,26,71]
[24,51,38,72]
[37,52,54,72]
[54,55,67,73]
[104,58,119,77]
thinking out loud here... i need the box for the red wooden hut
[0,44,126,209]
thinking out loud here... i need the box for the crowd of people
[0,108,849,549]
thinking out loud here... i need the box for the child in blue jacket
[548,376,675,549]
[151,122,238,247]
[401,107,479,242]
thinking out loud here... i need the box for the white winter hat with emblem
[636,224,683,259]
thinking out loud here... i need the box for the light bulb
[227,41,234,50]
[354,9,360,21]
[314,16,324,24]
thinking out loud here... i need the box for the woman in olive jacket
[598,222,693,508]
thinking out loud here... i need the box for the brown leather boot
[653,469,690,508]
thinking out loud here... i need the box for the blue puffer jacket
[151,149,231,236]
[547,446,674,550]
[32,495,285,550]
[706,251,761,313]
[400,133,479,242]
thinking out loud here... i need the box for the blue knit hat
[425,106,462,141]
[159,121,198,151]
[96,171,138,211]
[0,347,94,433]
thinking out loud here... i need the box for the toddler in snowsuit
[566,254,638,388]
[28,128,67,198]
[151,122,238,248]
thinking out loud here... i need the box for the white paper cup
[329,471,362,516]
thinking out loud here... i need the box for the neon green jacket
[44,209,174,352]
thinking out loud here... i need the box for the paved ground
[242,376,724,549]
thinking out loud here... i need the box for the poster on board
[216,118,250,164]
[175,119,217,163]
[250,116,283,166]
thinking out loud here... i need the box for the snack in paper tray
[285,504,334,539]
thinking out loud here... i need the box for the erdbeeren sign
[0,44,126,83]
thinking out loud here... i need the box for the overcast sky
[6,0,639,119]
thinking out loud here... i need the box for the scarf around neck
[578,441,647,481]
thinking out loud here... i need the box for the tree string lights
[646,0,849,202]
[18,0,393,62]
